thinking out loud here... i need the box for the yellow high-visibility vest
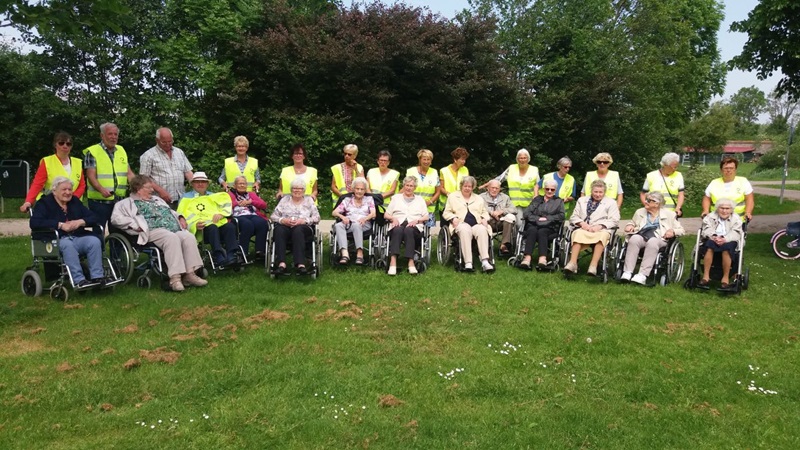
[438,165,469,210]
[707,176,749,216]
[331,163,364,203]
[542,171,575,215]
[507,164,539,208]
[644,169,683,210]
[367,168,399,196]
[406,166,438,213]
[583,170,621,200]
[83,143,128,199]
[224,156,259,191]
[177,191,232,237]
[40,154,82,199]
[280,166,318,200]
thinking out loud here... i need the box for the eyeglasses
[58,141,73,147]
[561,166,571,169]
[646,198,659,204]
[344,152,355,157]
[596,161,610,165]
[544,188,556,192]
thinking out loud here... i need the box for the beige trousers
[454,223,491,263]
[148,228,204,276]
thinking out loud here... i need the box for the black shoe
[90,277,106,286]
[273,265,286,275]
[76,279,94,288]
[296,265,308,275]
[254,251,265,261]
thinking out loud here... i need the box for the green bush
[754,142,800,172]
[682,164,717,203]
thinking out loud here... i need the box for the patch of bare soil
[55,361,75,373]
[693,401,721,417]
[139,347,181,365]
[378,394,404,408]
[0,338,47,357]
[101,348,116,355]
[122,358,141,370]
[115,324,139,334]
[63,303,84,309]
[243,309,291,324]
[100,403,114,411]
[161,305,233,322]
[29,327,46,335]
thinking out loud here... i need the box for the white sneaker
[587,265,598,276]
[408,265,418,275]
[481,260,495,272]
[620,272,632,281]
[388,266,397,276]
[631,273,647,285]
[463,262,474,271]
[563,262,578,274]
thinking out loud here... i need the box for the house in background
[681,140,774,165]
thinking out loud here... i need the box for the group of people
[24,124,755,288]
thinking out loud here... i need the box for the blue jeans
[60,235,104,283]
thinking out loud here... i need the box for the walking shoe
[482,260,495,273]
[563,262,578,274]
[620,271,632,281]
[183,272,208,287]
[631,273,647,285]
[463,262,474,272]
[169,275,185,292]
[587,265,598,276]
[408,265,418,275]
[388,266,397,276]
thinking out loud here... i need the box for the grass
[2,233,800,448]
[748,167,800,181]
[761,184,800,191]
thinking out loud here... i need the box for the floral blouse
[270,195,320,225]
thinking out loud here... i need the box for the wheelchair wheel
[136,275,152,289]
[507,256,517,267]
[659,274,668,286]
[742,267,750,290]
[50,285,68,301]
[21,270,43,297]
[437,227,451,265]
[771,229,800,260]
[106,233,135,284]
[667,241,685,284]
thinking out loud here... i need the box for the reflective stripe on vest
[645,170,683,209]
[583,170,619,200]
[280,166,318,202]
[507,164,539,207]
[406,167,438,213]
[367,168,399,195]
[331,163,363,203]
[224,156,258,191]
[40,155,82,200]
[708,177,748,216]
[543,172,575,214]
[84,144,128,199]
[438,165,468,209]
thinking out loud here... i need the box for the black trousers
[523,225,555,258]
[389,225,421,259]
[273,224,313,265]
[203,222,238,262]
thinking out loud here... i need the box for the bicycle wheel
[771,229,800,260]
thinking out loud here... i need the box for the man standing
[83,122,135,228]
[140,127,194,209]
[480,179,517,255]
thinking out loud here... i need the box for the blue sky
[394,0,779,102]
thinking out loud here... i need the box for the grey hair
[592,152,613,164]
[99,123,118,134]
[516,148,530,160]
[557,156,572,168]
[233,175,247,184]
[486,179,501,188]
[590,179,607,191]
[51,176,72,190]
[660,152,680,167]
[543,178,558,189]
[460,175,477,189]
[156,127,173,139]
[646,192,665,205]
[715,198,734,210]
[352,177,368,190]
[402,176,418,188]
[290,177,306,190]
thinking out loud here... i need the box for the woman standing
[405,149,440,226]
[278,143,318,202]
[366,149,399,202]
[438,147,470,212]
[582,152,623,208]
[21,132,85,212]
[482,148,540,229]
[330,144,365,203]
[641,152,684,217]
[219,135,260,192]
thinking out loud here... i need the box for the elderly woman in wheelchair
[518,178,565,270]
[564,179,620,276]
[269,177,321,275]
[698,198,742,289]
[442,176,495,273]
[111,175,207,291]
[29,176,109,290]
[332,177,376,265]
[620,192,684,285]
[384,176,429,275]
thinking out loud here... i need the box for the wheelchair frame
[266,225,323,279]
[684,228,749,294]
[560,225,622,283]
[612,235,685,286]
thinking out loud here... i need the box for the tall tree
[766,88,798,135]
[682,101,736,155]
[730,0,800,100]
[2,0,129,33]
[728,85,767,138]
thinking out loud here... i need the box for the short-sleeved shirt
[140,145,193,201]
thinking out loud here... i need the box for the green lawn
[1,233,799,448]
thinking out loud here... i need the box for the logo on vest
[196,204,205,211]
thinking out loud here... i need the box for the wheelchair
[22,226,123,301]
[329,193,385,268]
[684,224,749,294]
[507,222,565,272]
[560,225,622,283]
[106,230,172,290]
[378,224,432,273]
[612,235,685,286]
[488,219,518,259]
[266,225,323,279]
[437,221,495,272]
[197,217,250,274]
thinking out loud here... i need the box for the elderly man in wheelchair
[29,176,111,289]
[619,192,684,285]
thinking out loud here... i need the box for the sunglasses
[596,161,610,165]
[544,188,556,192]
[344,152,355,156]
[562,166,571,169]
[58,141,73,147]
[646,198,659,204]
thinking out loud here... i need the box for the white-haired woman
[384,176,429,275]
[442,176,494,273]
[228,175,269,260]
[621,192,684,285]
[30,176,106,288]
[582,152,623,208]
[641,152,684,216]
[270,177,321,275]
[539,156,576,216]
[482,148,540,228]
[699,198,742,288]
[519,178,565,270]
[564,179,620,275]
[332,177,376,265]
